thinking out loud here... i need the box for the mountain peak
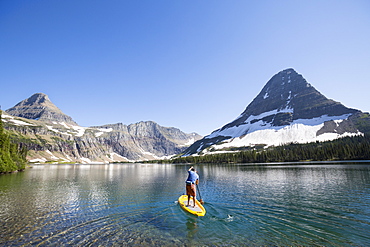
[24,93,49,105]
[6,93,78,125]
[225,68,357,128]
[184,68,361,155]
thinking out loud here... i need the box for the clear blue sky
[1,0,369,135]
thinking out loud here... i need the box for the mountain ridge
[184,68,365,156]
[2,94,202,163]
[6,93,78,125]
[3,68,369,161]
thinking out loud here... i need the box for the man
[186,166,199,207]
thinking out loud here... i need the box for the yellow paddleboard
[178,195,206,216]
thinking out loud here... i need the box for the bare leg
[187,195,190,206]
[193,187,197,207]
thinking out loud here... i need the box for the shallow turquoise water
[1,162,370,246]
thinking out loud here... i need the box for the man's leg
[192,184,196,207]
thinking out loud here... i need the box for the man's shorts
[186,183,196,197]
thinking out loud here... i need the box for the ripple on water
[200,193,370,246]
[1,163,370,246]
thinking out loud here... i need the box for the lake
[1,162,370,246]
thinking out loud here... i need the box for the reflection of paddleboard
[178,195,206,216]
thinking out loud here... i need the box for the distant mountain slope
[2,94,202,163]
[6,93,78,125]
[91,121,201,161]
[184,68,366,156]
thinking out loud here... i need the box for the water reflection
[185,217,198,238]
[0,162,369,246]
[198,163,370,246]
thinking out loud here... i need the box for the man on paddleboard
[186,166,199,207]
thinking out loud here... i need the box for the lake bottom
[1,162,370,246]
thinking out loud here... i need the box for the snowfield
[204,113,361,151]
[206,107,295,139]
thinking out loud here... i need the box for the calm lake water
[1,162,370,246]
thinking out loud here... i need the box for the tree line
[146,134,370,164]
[0,111,28,173]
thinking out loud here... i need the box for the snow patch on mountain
[294,114,352,126]
[46,125,72,136]
[203,113,358,152]
[60,122,70,129]
[7,119,35,126]
[44,122,115,137]
[207,113,352,141]
[57,122,87,136]
[1,113,35,126]
[1,113,14,119]
[137,148,175,161]
[80,157,92,164]
[212,121,360,151]
[46,150,59,160]
[71,125,86,137]
[106,152,130,162]
[94,128,113,137]
[197,144,204,153]
[29,158,48,163]
[179,137,197,147]
[207,107,295,139]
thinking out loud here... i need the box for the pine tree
[0,111,27,173]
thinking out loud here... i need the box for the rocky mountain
[184,68,368,155]
[6,93,78,125]
[2,94,202,163]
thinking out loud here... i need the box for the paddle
[196,183,204,204]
